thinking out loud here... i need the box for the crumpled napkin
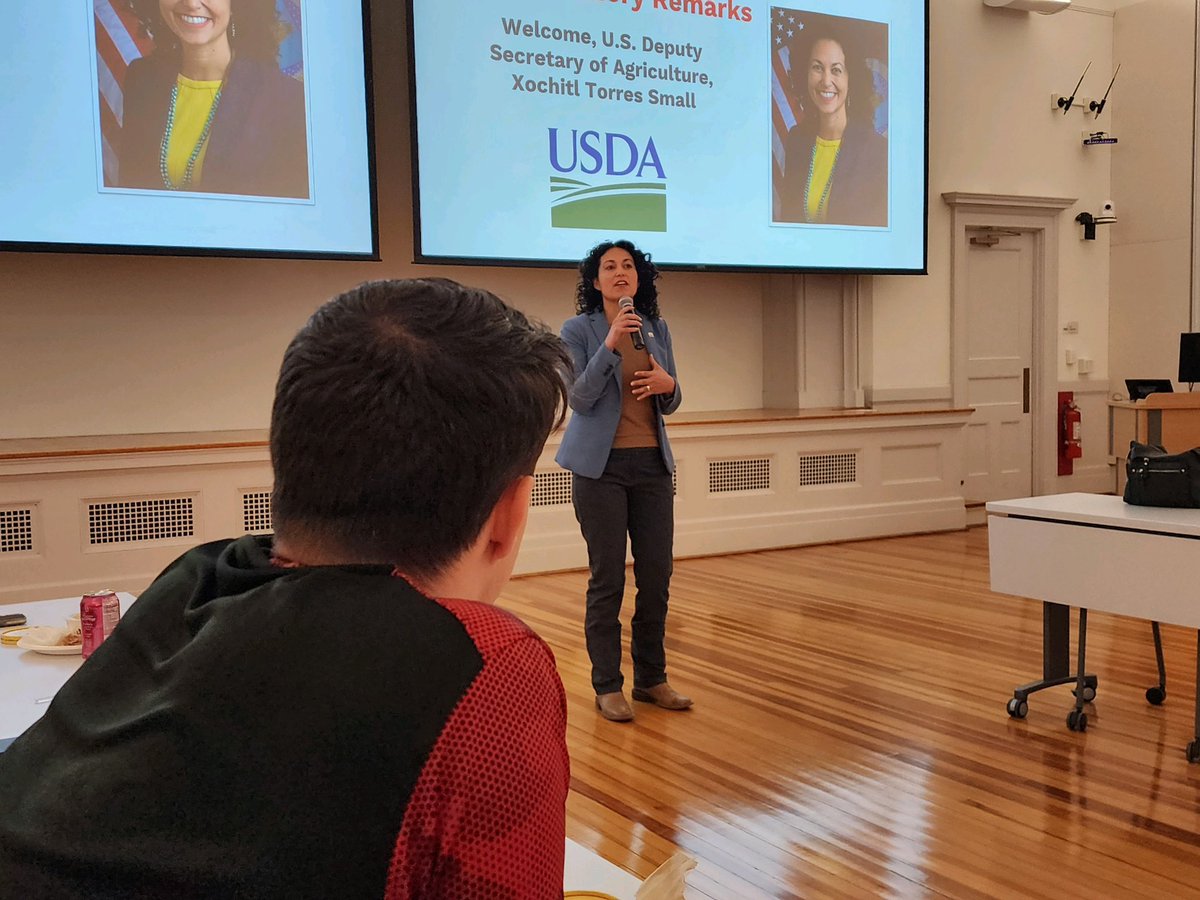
[635,852,696,900]
[20,626,69,645]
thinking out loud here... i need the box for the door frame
[943,192,1075,496]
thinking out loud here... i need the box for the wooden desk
[1109,393,1200,489]
[987,493,1200,761]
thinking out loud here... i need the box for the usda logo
[548,128,666,232]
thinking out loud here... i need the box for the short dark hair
[128,0,288,65]
[574,240,661,318]
[270,279,571,578]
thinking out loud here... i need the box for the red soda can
[81,590,121,659]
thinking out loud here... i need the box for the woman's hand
[603,305,644,351]
[631,354,675,401]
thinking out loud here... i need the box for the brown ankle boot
[595,691,634,722]
[631,682,693,710]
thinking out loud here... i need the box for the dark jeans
[572,447,674,695]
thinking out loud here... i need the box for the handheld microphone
[619,297,646,351]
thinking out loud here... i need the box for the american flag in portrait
[94,0,155,186]
[770,6,806,210]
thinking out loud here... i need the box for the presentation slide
[409,0,926,272]
[0,1,376,258]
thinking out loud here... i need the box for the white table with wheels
[987,493,1200,760]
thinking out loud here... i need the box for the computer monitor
[1125,379,1175,401]
[1180,334,1200,384]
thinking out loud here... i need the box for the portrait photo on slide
[770,7,889,228]
[94,0,311,200]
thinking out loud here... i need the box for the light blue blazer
[555,310,682,480]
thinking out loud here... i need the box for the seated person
[0,279,573,898]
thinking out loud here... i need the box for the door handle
[1022,367,1030,414]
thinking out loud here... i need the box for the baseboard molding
[515,497,967,575]
[3,411,973,602]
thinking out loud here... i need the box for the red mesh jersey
[385,597,570,899]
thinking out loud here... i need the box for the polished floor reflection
[500,526,1200,899]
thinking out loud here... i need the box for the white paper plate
[16,627,82,656]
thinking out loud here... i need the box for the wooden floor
[498,526,1200,899]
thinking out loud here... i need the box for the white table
[1,596,642,895]
[0,593,135,746]
[987,493,1200,760]
[564,838,643,898]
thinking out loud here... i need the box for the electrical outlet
[1077,357,1094,375]
[1063,321,1079,334]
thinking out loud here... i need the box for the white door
[964,229,1035,501]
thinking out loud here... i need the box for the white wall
[0,0,1125,439]
[873,0,1116,393]
[1110,0,1196,391]
[0,0,768,440]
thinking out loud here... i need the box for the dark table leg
[1067,608,1089,730]
[1145,622,1167,706]
[1007,601,1097,719]
[1044,601,1070,680]
[1188,632,1200,763]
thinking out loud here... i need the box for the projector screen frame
[0,1,380,262]
[405,0,928,275]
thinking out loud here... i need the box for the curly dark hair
[574,240,661,317]
[128,0,289,66]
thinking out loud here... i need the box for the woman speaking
[778,30,886,227]
[556,240,691,723]
[119,0,308,198]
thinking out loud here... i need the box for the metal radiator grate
[87,497,195,546]
[241,490,273,534]
[532,470,573,507]
[798,452,857,486]
[0,507,34,554]
[708,458,771,493]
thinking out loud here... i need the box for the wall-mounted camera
[1093,200,1116,225]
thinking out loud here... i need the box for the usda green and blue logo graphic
[548,128,666,232]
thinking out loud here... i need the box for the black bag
[1123,441,1200,508]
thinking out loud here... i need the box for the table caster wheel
[1187,741,1200,763]
[1146,686,1166,706]
[1007,698,1028,719]
[1067,709,1088,732]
